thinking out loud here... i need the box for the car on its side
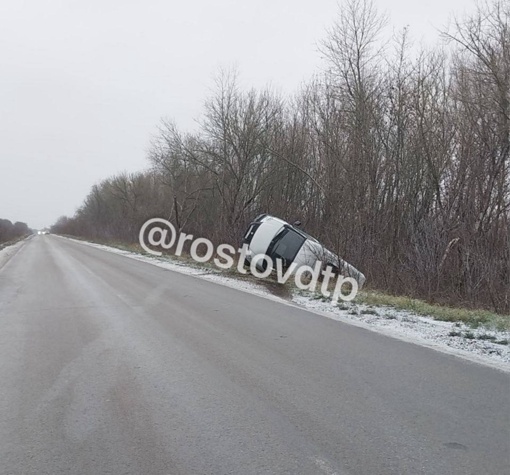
[242,214,365,287]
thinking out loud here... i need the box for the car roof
[258,215,319,243]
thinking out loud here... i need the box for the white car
[242,214,365,287]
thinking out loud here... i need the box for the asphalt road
[0,235,508,475]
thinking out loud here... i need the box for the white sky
[0,0,476,229]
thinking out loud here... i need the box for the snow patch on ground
[293,295,510,368]
[63,237,510,371]
[0,238,29,270]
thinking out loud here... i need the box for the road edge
[55,235,510,374]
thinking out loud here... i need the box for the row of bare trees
[0,219,30,244]
[52,0,509,313]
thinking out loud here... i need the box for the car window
[270,228,306,264]
[243,222,261,245]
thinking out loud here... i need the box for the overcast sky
[1,0,475,229]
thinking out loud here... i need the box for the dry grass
[358,290,510,331]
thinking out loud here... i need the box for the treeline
[0,219,31,244]
[52,0,509,313]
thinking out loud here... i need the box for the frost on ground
[63,237,510,370]
[0,238,29,270]
[293,294,510,367]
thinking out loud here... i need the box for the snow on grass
[62,236,510,371]
[293,293,510,368]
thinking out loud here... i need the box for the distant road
[0,235,508,474]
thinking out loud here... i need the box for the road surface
[0,235,508,474]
